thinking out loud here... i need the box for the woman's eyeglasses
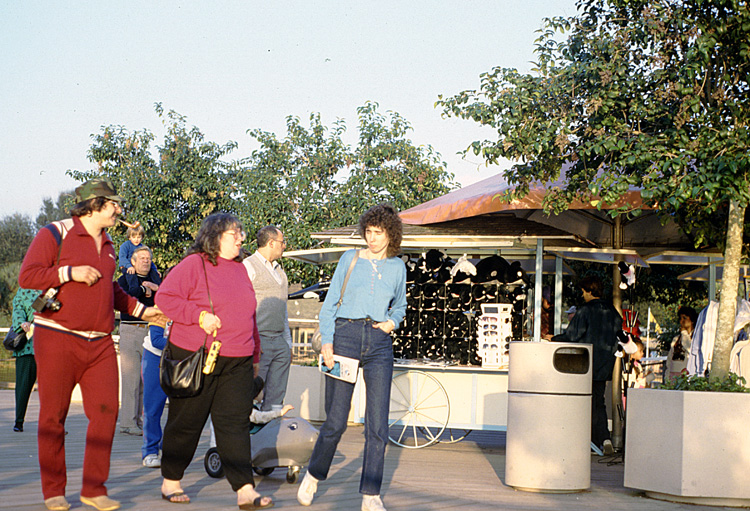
[225,230,247,241]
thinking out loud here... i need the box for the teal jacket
[10,288,42,357]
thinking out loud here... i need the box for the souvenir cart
[286,214,586,448]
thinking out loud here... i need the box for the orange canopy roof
[400,173,651,226]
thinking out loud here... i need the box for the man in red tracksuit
[19,178,165,511]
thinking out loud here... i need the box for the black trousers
[15,354,37,425]
[591,380,611,448]
[161,344,255,491]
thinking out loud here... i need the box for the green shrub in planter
[661,372,749,393]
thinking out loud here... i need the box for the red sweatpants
[34,327,119,499]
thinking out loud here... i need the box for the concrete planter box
[285,364,327,422]
[285,364,359,423]
[624,387,750,507]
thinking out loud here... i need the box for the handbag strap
[200,257,215,349]
[335,249,361,309]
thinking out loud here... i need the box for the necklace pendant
[378,274,382,280]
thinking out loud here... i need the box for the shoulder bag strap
[335,249,360,310]
[200,257,215,349]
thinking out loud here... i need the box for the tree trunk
[712,199,745,380]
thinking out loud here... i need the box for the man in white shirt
[243,226,293,411]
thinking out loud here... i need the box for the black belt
[341,317,374,323]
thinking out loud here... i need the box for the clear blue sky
[0,0,578,219]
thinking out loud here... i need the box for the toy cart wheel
[286,466,300,484]
[204,447,224,478]
[253,466,274,476]
[388,370,449,448]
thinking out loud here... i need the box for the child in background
[141,317,169,468]
[119,225,159,275]
[140,265,173,468]
[250,377,294,424]
[624,339,653,389]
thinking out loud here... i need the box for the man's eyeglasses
[225,230,247,241]
[273,237,286,246]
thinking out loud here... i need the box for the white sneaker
[602,439,614,455]
[297,472,318,506]
[362,494,386,511]
[142,454,161,468]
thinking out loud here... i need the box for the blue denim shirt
[319,249,407,345]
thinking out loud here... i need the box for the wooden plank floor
[0,390,720,511]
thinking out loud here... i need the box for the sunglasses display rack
[477,303,514,369]
[392,280,527,365]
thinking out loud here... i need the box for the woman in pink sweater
[155,212,271,509]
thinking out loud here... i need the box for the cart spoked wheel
[286,466,301,484]
[439,428,472,444]
[388,370,450,448]
[253,466,274,476]
[204,447,225,478]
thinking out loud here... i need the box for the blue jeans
[307,318,393,495]
[141,350,167,458]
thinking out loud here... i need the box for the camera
[32,288,62,313]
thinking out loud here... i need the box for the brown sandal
[238,495,274,509]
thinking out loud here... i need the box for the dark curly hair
[358,203,402,258]
[678,306,698,326]
[579,275,603,298]
[69,197,109,217]
[186,212,243,265]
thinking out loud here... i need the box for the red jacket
[19,217,144,339]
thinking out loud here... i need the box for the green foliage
[0,214,35,266]
[65,102,456,282]
[0,262,22,324]
[35,190,75,230]
[235,101,456,284]
[436,0,750,377]
[437,0,750,233]
[554,262,706,315]
[234,112,350,283]
[338,102,455,216]
[662,372,750,393]
[68,103,238,269]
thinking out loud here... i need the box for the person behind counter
[666,306,698,380]
[550,275,622,456]
[297,204,407,511]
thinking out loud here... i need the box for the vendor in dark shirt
[551,275,621,455]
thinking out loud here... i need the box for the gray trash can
[505,341,592,492]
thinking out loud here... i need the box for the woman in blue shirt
[298,204,406,511]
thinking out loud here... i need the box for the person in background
[141,313,169,468]
[623,339,653,389]
[155,212,271,509]
[117,246,161,436]
[118,224,159,275]
[540,285,553,338]
[140,266,173,469]
[19,177,165,511]
[551,275,622,456]
[298,204,407,511]
[10,288,42,432]
[666,306,698,380]
[243,225,293,411]
[566,305,577,322]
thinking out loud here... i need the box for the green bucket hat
[74,178,124,203]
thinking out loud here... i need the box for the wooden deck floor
[0,390,721,511]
